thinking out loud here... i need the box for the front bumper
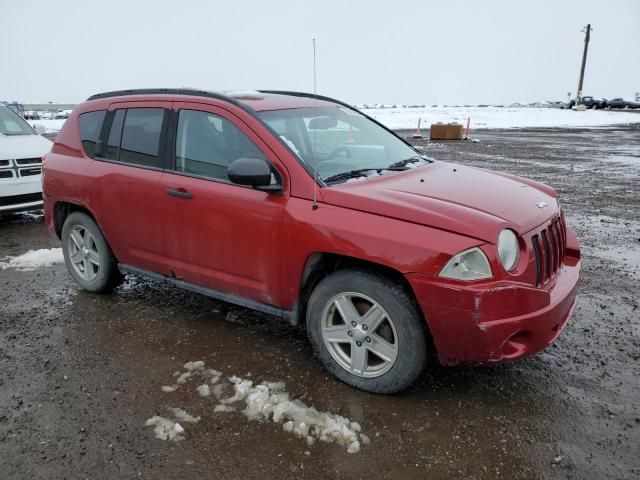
[407,236,581,366]
[0,177,43,213]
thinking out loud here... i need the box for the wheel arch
[294,252,426,330]
[53,201,99,239]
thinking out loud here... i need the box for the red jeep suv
[43,89,580,393]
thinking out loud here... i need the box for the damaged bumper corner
[407,255,581,365]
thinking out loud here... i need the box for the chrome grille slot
[531,234,542,285]
[19,167,42,177]
[549,222,558,271]
[0,170,13,179]
[0,159,10,167]
[16,157,43,165]
[530,214,567,287]
[541,229,551,281]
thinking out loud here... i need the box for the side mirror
[227,157,281,192]
[33,124,46,135]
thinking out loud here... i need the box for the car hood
[0,134,52,159]
[321,161,559,243]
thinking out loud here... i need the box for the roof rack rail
[259,90,354,110]
[86,88,236,103]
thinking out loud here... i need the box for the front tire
[61,212,122,292]
[306,269,427,394]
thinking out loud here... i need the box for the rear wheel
[61,212,122,292]
[306,269,427,393]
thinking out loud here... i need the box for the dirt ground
[1,126,638,480]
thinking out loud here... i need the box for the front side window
[113,108,166,168]
[78,110,106,158]
[0,104,35,136]
[174,109,265,181]
[259,106,421,182]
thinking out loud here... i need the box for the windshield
[258,106,422,182]
[0,104,35,136]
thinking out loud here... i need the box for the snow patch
[212,383,227,400]
[27,118,66,133]
[183,360,205,371]
[144,416,185,442]
[152,360,368,453]
[167,407,200,423]
[362,106,640,130]
[213,404,236,413]
[0,248,64,271]
[219,376,363,453]
[224,90,264,100]
[196,384,211,397]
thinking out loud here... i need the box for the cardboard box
[430,123,464,140]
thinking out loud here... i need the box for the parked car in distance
[0,103,52,213]
[568,96,606,109]
[581,96,607,109]
[606,98,639,109]
[24,110,41,120]
[43,89,581,393]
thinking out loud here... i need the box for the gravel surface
[1,126,638,479]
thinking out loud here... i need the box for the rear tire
[61,212,122,292]
[306,269,427,394]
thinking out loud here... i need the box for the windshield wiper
[387,156,428,169]
[323,167,407,184]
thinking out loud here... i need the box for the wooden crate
[430,123,464,140]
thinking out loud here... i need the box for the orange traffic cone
[412,118,423,139]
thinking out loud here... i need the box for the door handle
[165,188,193,199]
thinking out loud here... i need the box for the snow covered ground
[24,106,640,135]
[363,106,640,130]
[0,248,64,271]
[26,119,66,134]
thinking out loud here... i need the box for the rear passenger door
[92,101,171,274]
[159,102,286,306]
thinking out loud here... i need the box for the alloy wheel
[67,225,100,281]
[321,292,398,378]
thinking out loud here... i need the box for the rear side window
[106,108,166,168]
[78,110,106,158]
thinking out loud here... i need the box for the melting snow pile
[0,248,64,271]
[147,360,368,453]
[145,416,185,441]
[145,407,200,442]
[226,376,367,453]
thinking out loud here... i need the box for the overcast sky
[1,0,638,105]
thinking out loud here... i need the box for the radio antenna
[312,38,319,211]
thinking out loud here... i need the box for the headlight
[439,247,492,281]
[497,229,519,271]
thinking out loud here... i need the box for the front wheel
[306,269,428,393]
[61,212,122,292]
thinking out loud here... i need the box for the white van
[0,103,52,213]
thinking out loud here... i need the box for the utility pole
[576,24,591,105]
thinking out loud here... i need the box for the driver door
[159,102,287,306]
